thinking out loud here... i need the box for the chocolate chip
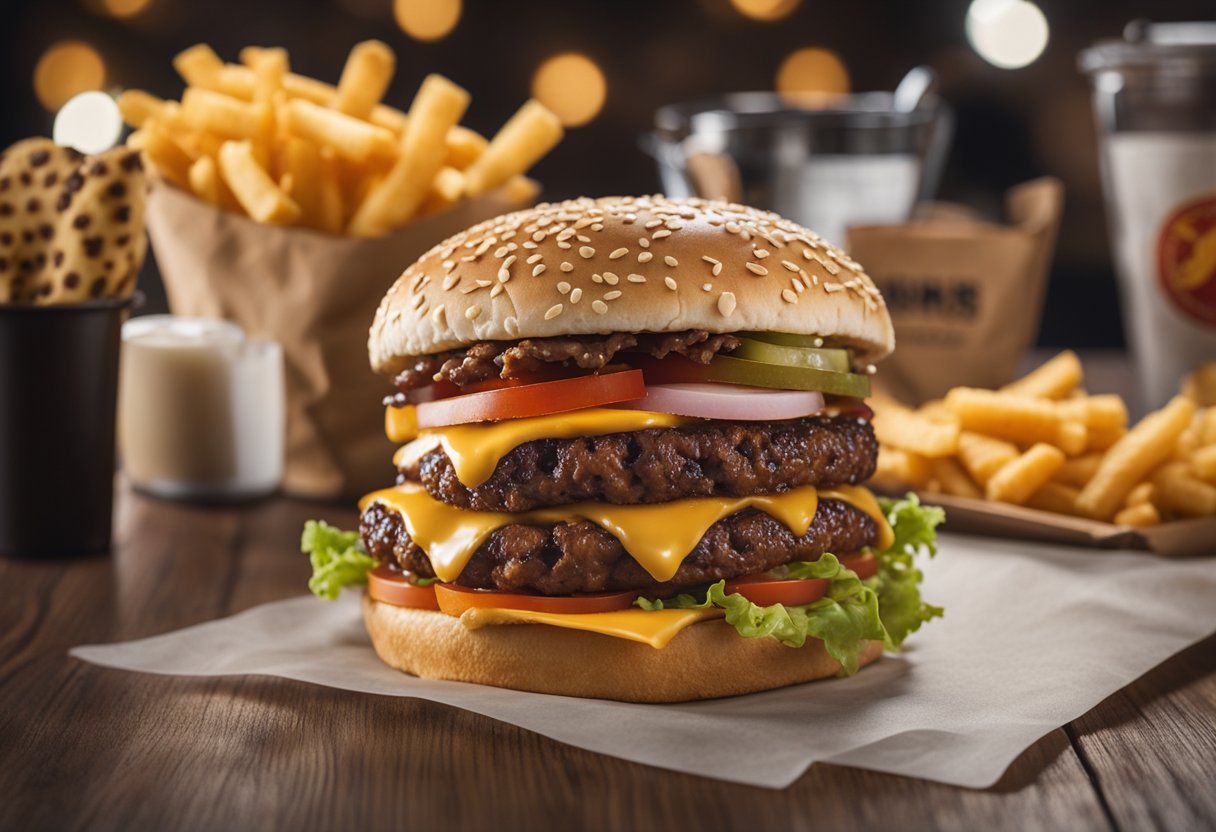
[0,232,10,245]
[21,230,33,243]
[56,193,72,212]
[39,283,53,297]
[34,252,46,267]
[44,172,58,188]
[83,236,103,257]
[64,272,80,289]
[90,162,108,176]
[20,259,33,271]
[121,152,143,171]
[107,182,126,198]
[104,260,113,270]
[114,205,131,223]
[72,214,91,229]
[0,258,7,272]
[19,172,32,186]
[53,250,63,266]
[26,197,41,212]
[65,172,84,193]
[90,276,106,297]
[30,150,50,167]
[38,224,53,241]
[0,177,8,191]
[0,203,12,216]
[116,234,130,246]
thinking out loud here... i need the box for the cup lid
[1080,20,1216,74]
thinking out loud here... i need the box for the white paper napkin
[71,533,1216,789]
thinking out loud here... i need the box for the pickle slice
[733,337,850,373]
[706,355,871,397]
[740,331,831,349]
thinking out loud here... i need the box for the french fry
[1174,413,1204,462]
[1075,396,1197,520]
[187,155,238,211]
[1153,464,1216,517]
[917,399,956,424]
[1182,363,1216,406]
[173,44,225,86]
[497,174,541,204]
[117,90,168,128]
[1200,408,1216,446]
[1055,421,1089,456]
[252,47,288,104]
[445,126,488,170]
[333,40,395,120]
[945,388,1062,446]
[180,88,271,140]
[872,401,960,458]
[130,124,192,188]
[317,150,346,234]
[873,447,932,491]
[986,443,1066,505]
[280,99,396,164]
[1057,394,1128,431]
[431,166,465,203]
[1026,481,1081,516]
[1053,452,1104,488]
[1085,423,1127,453]
[348,74,470,237]
[1193,445,1216,484]
[464,99,563,196]
[929,458,982,499]
[1113,502,1160,527]
[218,140,301,224]
[1124,481,1155,507]
[1001,350,1083,399]
[280,138,334,232]
[956,431,1019,484]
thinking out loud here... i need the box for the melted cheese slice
[361,482,892,583]
[392,408,688,488]
[460,607,723,648]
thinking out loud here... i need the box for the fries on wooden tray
[871,353,1216,527]
[122,41,563,236]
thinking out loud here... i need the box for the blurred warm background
[3,0,1212,346]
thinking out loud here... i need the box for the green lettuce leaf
[636,494,944,674]
[874,494,945,647]
[301,520,378,600]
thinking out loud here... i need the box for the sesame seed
[664,256,678,267]
[609,247,629,260]
[532,264,546,277]
[792,277,805,294]
[502,255,517,268]
[432,305,446,326]
[603,272,620,285]
[504,316,519,336]
[604,290,622,300]
[532,231,545,242]
[592,300,609,314]
[557,241,572,249]
[638,252,653,263]
[824,282,843,293]
[781,260,799,272]
[645,219,663,229]
[466,305,482,320]
[664,276,678,291]
[559,262,574,273]
[475,239,493,256]
[626,273,646,283]
[460,284,479,294]
[745,262,768,276]
[576,234,591,243]
[702,255,719,267]
[523,241,538,250]
[494,246,511,258]
[544,303,564,320]
[591,223,604,231]
[476,279,492,288]
[527,253,543,264]
[652,229,672,239]
[461,255,477,262]
[639,237,650,248]
[498,268,511,283]
[781,288,798,304]
[443,273,460,290]
[865,364,877,375]
[702,283,712,292]
[718,291,737,317]
[570,287,583,303]
[442,260,455,270]
[490,283,504,298]
[823,260,841,275]
[557,281,571,294]
[592,273,604,283]
[753,248,770,259]
[579,246,595,259]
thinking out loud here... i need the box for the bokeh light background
[3,0,1212,346]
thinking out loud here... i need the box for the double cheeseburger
[304,196,942,703]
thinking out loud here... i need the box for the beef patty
[401,415,878,512]
[360,497,878,595]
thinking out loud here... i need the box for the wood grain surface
[1,351,1213,831]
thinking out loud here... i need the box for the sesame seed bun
[362,594,883,703]
[368,196,894,374]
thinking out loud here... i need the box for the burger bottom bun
[363,595,883,703]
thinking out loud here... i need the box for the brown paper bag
[145,182,528,499]
[848,178,1064,405]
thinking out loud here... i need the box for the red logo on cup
[1158,193,1216,327]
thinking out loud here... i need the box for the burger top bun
[368,195,894,375]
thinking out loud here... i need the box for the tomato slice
[434,583,639,616]
[367,566,440,610]
[721,552,880,607]
[415,369,646,428]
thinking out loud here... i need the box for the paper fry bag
[145,182,527,499]
[848,178,1064,404]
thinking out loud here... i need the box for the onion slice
[614,383,826,421]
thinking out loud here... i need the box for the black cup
[0,295,139,557]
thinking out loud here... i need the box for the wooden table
[2,352,1214,831]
